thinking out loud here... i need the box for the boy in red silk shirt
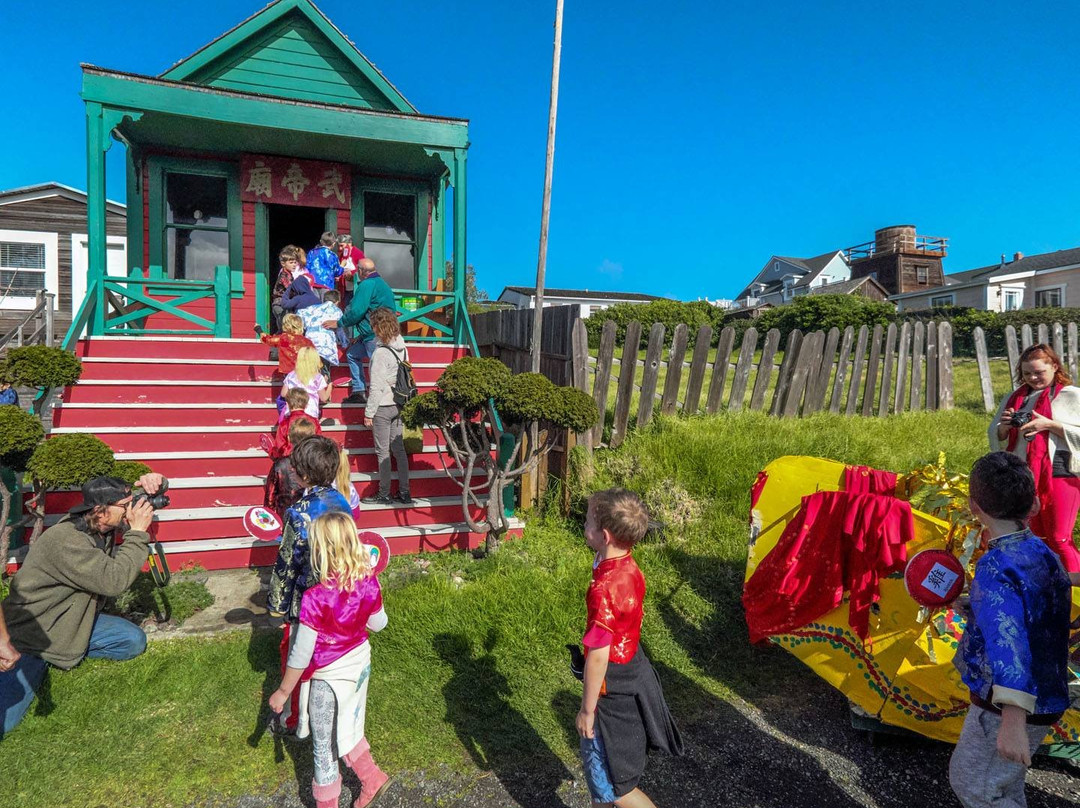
[576,489,682,807]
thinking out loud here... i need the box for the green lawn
[0,410,991,807]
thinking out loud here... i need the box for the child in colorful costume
[307,232,343,300]
[950,451,1072,807]
[269,511,390,808]
[263,415,319,522]
[575,488,682,807]
[258,313,315,376]
[267,436,353,732]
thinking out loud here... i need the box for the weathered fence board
[636,323,666,429]
[861,324,884,417]
[910,321,925,411]
[1037,323,1049,347]
[807,327,840,414]
[1005,325,1020,373]
[1022,324,1033,350]
[878,323,898,418]
[661,324,689,416]
[845,325,869,416]
[705,326,735,415]
[785,330,821,417]
[771,330,803,416]
[893,321,911,414]
[1053,322,1065,359]
[1071,324,1079,383]
[926,322,939,412]
[571,318,593,451]
[728,327,759,413]
[973,326,995,413]
[610,320,642,448]
[749,328,780,411]
[829,326,855,414]
[682,325,712,415]
[591,320,616,445]
[938,321,954,410]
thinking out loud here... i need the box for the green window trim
[147,155,244,298]
[351,175,432,291]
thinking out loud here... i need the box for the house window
[930,294,955,308]
[1035,287,1064,308]
[164,172,229,281]
[1003,290,1021,311]
[363,191,417,290]
[0,241,46,296]
[915,265,929,285]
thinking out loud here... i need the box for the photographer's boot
[311,776,341,808]
[344,738,390,808]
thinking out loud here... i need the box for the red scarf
[1005,384,1057,515]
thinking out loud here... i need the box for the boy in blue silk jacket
[950,451,1072,808]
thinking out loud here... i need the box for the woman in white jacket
[362,307,412,505]
[989,342,1080,571]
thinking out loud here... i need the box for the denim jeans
[0,614,146,739]
[345,338,377,394]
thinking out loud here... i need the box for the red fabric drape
[844,465,897,496]
[743,490,913,643]
[1005,385,1057,529]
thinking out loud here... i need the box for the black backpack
[382,345,418,406]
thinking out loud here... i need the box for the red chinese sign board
[240,155,352,209]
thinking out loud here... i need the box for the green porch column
[85,101,108,334]
[452,147,467,343]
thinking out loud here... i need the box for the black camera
[1010,411,1034,428]
[133,478,170,510]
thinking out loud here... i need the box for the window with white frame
[0,242,46,297]
[915,265,929,285]
[0,230,58,310]
[930,294,955,308]
[1003,289,1022,311]
[1035,287,1064,308]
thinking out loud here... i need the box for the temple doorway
[267,202,327,278]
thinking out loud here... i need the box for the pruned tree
[0,345,83,417]
[24,433,117,545]
[403,356,598,554]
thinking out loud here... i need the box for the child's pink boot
[343,738,391,808]
[311,776,341,808]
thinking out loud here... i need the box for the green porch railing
[62,265,232,349]
[393,287,456,343]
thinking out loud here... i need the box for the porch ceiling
[83,65,466,177]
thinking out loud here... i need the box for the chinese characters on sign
[921,563,960,599]
[240,155,352,209]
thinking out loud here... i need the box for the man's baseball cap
[68,476,131,515]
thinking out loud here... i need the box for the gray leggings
[309,679,340,785]
[372,404,410,498]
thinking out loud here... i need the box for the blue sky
[3,0,1080,301]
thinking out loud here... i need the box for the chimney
[1001,254,1006,266]
[1013,251,1024,262]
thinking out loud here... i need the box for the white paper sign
[921,562,960,598]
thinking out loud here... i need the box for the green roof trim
[159,0,415,113]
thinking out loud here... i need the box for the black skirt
[595,645,684,797]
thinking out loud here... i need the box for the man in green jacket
[341,259,396,405]
[0,473,164,739]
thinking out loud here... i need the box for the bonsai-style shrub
[0,406,45,568]
[403,357,599,554]
[111,460,153,486]
[0,346,82,416]
[24,434,116,544]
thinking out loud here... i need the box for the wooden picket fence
[580,318,956,448]
[971,321,1080,413]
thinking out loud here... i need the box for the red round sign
[244,506,283,542]
[358,530,391,576]
[904,549,966,608]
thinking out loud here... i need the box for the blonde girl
[269,511,390,808]
[283,347,330,419]
[334,447,361,518]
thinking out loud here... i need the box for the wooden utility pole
[530,0,565,373]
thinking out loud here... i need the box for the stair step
[77,357,448,384]
[61,379,438,404]
[76,336,470,364]
[54,401,384,427]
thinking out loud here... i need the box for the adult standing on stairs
[341,259,395,405]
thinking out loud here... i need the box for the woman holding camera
[990,342,1080,571]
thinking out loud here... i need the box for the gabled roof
[0,182,126,216]
[499,286,669,303]
[793,250,846,288]
[805,276,888,297]
[737,250,847,300]
[160,0,415,113]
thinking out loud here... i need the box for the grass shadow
[434,630,573,808]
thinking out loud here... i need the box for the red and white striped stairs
[34,335,521,571]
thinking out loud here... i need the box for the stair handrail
[62,280,100,352]
[0,291,55,353]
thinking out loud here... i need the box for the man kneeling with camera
[0,472,167,739]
